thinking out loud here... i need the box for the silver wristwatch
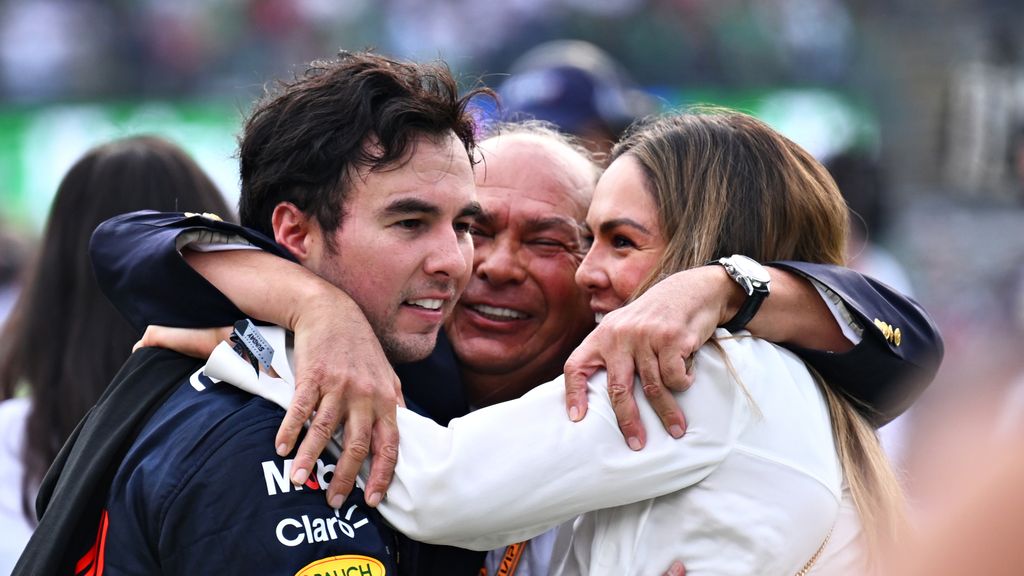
[715,254,771,332]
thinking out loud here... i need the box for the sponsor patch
[275,504,369,547]
[294,554,385,576]
[262,457,334,496]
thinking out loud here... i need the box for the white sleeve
[810,278,864,345]
[174,229,262,253]
[375,341,752,550]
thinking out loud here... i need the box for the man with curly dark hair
[17,52,489,576]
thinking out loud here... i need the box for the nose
[425,227,471,280]
[575,248,608,294]
[474,236,527,285]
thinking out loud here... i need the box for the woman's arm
[563,262,943,447]
[373,342,747,550]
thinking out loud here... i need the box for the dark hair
[238,51,492,249]
[825,150,887,240]
[0,135,231,521]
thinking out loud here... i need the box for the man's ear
[271,202,317,262]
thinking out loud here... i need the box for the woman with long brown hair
[0,136,231,572]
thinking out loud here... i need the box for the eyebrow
[599,218,653,236]
[473,211,582,233]
[523,216,586,239]
[381,198,482,220]
[459,201,483,220]
[382,198,441,217]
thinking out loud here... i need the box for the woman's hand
[134,325,231,357]
[563,266,732,449]
[663,561,686,576]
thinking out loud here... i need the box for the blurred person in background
[825,150,914,297]
[888,377,1024,575]
[826,150,917,468]
[1012,123,1024,201]
[0,221,32,328]
[496,39,658,158]
[0,135,231,574]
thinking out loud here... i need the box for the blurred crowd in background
[0,0,1023,570]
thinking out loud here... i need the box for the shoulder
[130,376,285,469]
[107,379,398,573]
[697,330,815,392]
[112,376,287,509]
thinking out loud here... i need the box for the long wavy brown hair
[612,107,905,562]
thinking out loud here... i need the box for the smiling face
[576,154,667,315]
[445,133,596,404]
[304,132,479,364]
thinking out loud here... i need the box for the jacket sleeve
[90,210,296,332]
[768,261,944,427]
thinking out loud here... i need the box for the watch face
[728,255,772,285]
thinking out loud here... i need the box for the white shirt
[377,331,861,575]
[205,327,865,575]
[0,397,37,575]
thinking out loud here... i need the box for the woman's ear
[271,202,318,262]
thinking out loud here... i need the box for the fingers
[136,325,229,358]
[636,345,684,439]
[660,337,697,393]
[564,348,598,422]
[325,409,371,509]
[361,410,399,508]
[290,394,340,491]
[638,347,687,439]
[276,381,320,457]
[664,560,686,576]
[606,356,644,450]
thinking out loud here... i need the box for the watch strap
[722,288,768,332]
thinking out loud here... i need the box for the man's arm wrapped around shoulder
[770,260,944,427]
[90,210,295,332]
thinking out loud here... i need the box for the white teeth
[472,304,527,320]
[407,299,443,310]
[595,313,604,323]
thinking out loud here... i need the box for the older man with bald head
[448,123,599,408]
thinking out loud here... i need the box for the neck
[461,362,564,408]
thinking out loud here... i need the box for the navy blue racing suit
[84,363,398,575]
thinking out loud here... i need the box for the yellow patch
[295,555,386,576]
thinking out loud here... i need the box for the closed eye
[531,238,565,247]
